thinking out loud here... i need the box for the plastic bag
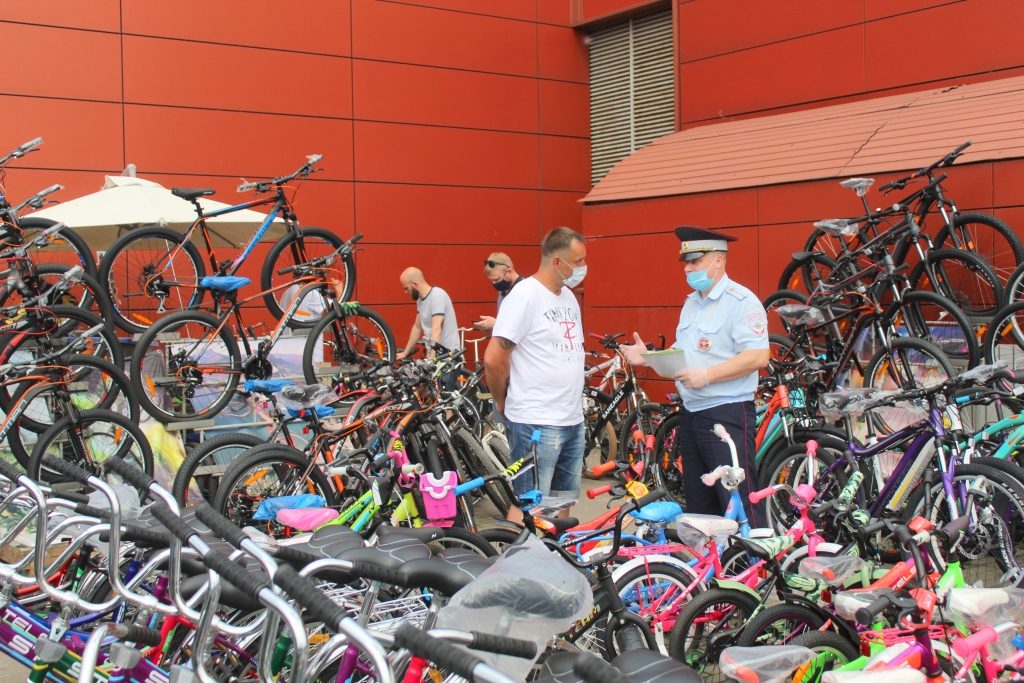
[436,534,593,680]
[252,494,325,521]
[720,645,813,683]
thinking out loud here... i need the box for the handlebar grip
[572,653,624,683]
[645,434,656,451]
[589,460,617,477]
[394,624,484,679]
[345,559,405,586]
[0,458,23,483]
[103,456,156,494]
[19,137,43,153]
[806,440,818,457]
[632,488,666,510]
[273,564,348,630]
[952,626,997,659]
[454,477,486,497]
[748,486,776,504]
[530,430,542,447]
[935,514,972,543]
[350,233,364,244]
[149,503,198,544]
[73,503,112,520]
[38,184,62,197]
[194,502,248,548]
[586,485,613,500]
[467,632,537,659]
[99,524,171,548]
[201,547,270,598]
[40,455,94,486]
[271,544,322,568]
[712,424,729,440]
[109,623,163,647]
[856,594,894,626]
[307,153,324,164]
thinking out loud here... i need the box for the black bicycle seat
[790,251,816,264]
[396,551,494,596]
[535,649,701,683]
[280,383,334,409]
[171,187,215,201]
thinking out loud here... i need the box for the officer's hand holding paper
[623,332,689,378]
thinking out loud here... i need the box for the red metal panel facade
[2,1,588,334]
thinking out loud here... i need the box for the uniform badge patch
[749,313,767,336]
[698,337,711,352]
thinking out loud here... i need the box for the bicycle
[98,154,360,333]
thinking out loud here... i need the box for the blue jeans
[507,421,584,503]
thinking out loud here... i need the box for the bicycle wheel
[787,630,859,670]
[16,216,98,277]
[883,290,980,366]
[910,248,1002,318]
[777,253,836,295]
[935,212,1024,287]
[762,289,808,337]
[0,263,102,316]
[0,304,123,368]
[211,444,339,534]
[902,463,1024,587]
[1003,261,1024,308]
[982,301,1024,369]
[451,427,513,515]
[734,602,825,647]
[130,310,242,423]
[617,404,663,483]
[26,408,153,485]
[614,561,703,654]
[302,305,396,384]
[757,441,843,534]
[652,411,684,507]
[172,432,266,507]
[1,354,136,436]
[864,337,954,432]
[666,587,760,683]
[582,388,617,473]
[261,228,352,328]
[99,225,206,334]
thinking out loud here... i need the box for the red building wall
[0,0,589,337]
[581,0,1024,391]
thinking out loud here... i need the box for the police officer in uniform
[623,226,769,525]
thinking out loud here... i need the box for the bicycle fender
[611,554,703,586]
[709,578,761,602]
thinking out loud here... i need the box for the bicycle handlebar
[237,154,324,193]
[0,137,42,166]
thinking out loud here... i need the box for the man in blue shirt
[624,226,769,525]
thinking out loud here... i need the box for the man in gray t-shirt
[396,267,461,360]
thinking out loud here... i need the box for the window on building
[589,9,675,185]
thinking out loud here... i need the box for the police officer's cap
[674,225,736,261]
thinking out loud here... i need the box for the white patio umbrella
[30,175,285,251]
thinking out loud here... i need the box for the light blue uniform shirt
[673,274,769,412]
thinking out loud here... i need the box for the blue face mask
[686,269,713,292]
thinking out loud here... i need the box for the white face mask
[558,260,588,288]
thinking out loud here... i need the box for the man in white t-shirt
[396,267,461,360]
[484,227,587,522]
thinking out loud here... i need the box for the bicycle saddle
[199,275,251,292]
[171,187,215,201]
[458,572,588,619]
[629,500,682,524]
[243,378,294,394]
[790,251,816,264]
[675,514,739,546]
[535,649,701,683]
[281,383,334,409]
[535,515,580,534]
[396,550,495,596]
[798,554,866,587]
[813,218,860,237]
[729,534,794,562]
[777,303,824,327]
[337,532,433,569]
[839,176,875,196]
[295,524,366,559]
[720,646,814,683]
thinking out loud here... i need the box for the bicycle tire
[883,290,980,367]
[666,587,760,681]
[301,304,396,384]
[16,216,98,278]
[478,527,521,554]
[130,309,242,423]
[1003,261,1024,308]
[26,408,154,484]
[902,462,1024,588]
[651,411,684,507]
[616,403,663,482]
[260,227,352,328]
[909,248,1002,318]
[99,225,206,334]
[934,211,1024,287]
[613,561,703,654]
[582,388,616,473]
[734,602,825,647]
[777,253,836,295]
[787,630,859,668]
[863,336,954,432]
[452,427,514,515]
[757,440,844,534]
[172,432,266,507]
[211,444,339,533]
[0,303,123,368]
[982,300,1024,368]
[1,354,137,436]
[421,526,497,558]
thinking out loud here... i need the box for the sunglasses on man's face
[484,260,509,268]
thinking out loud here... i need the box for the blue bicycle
[98,154,360,334]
